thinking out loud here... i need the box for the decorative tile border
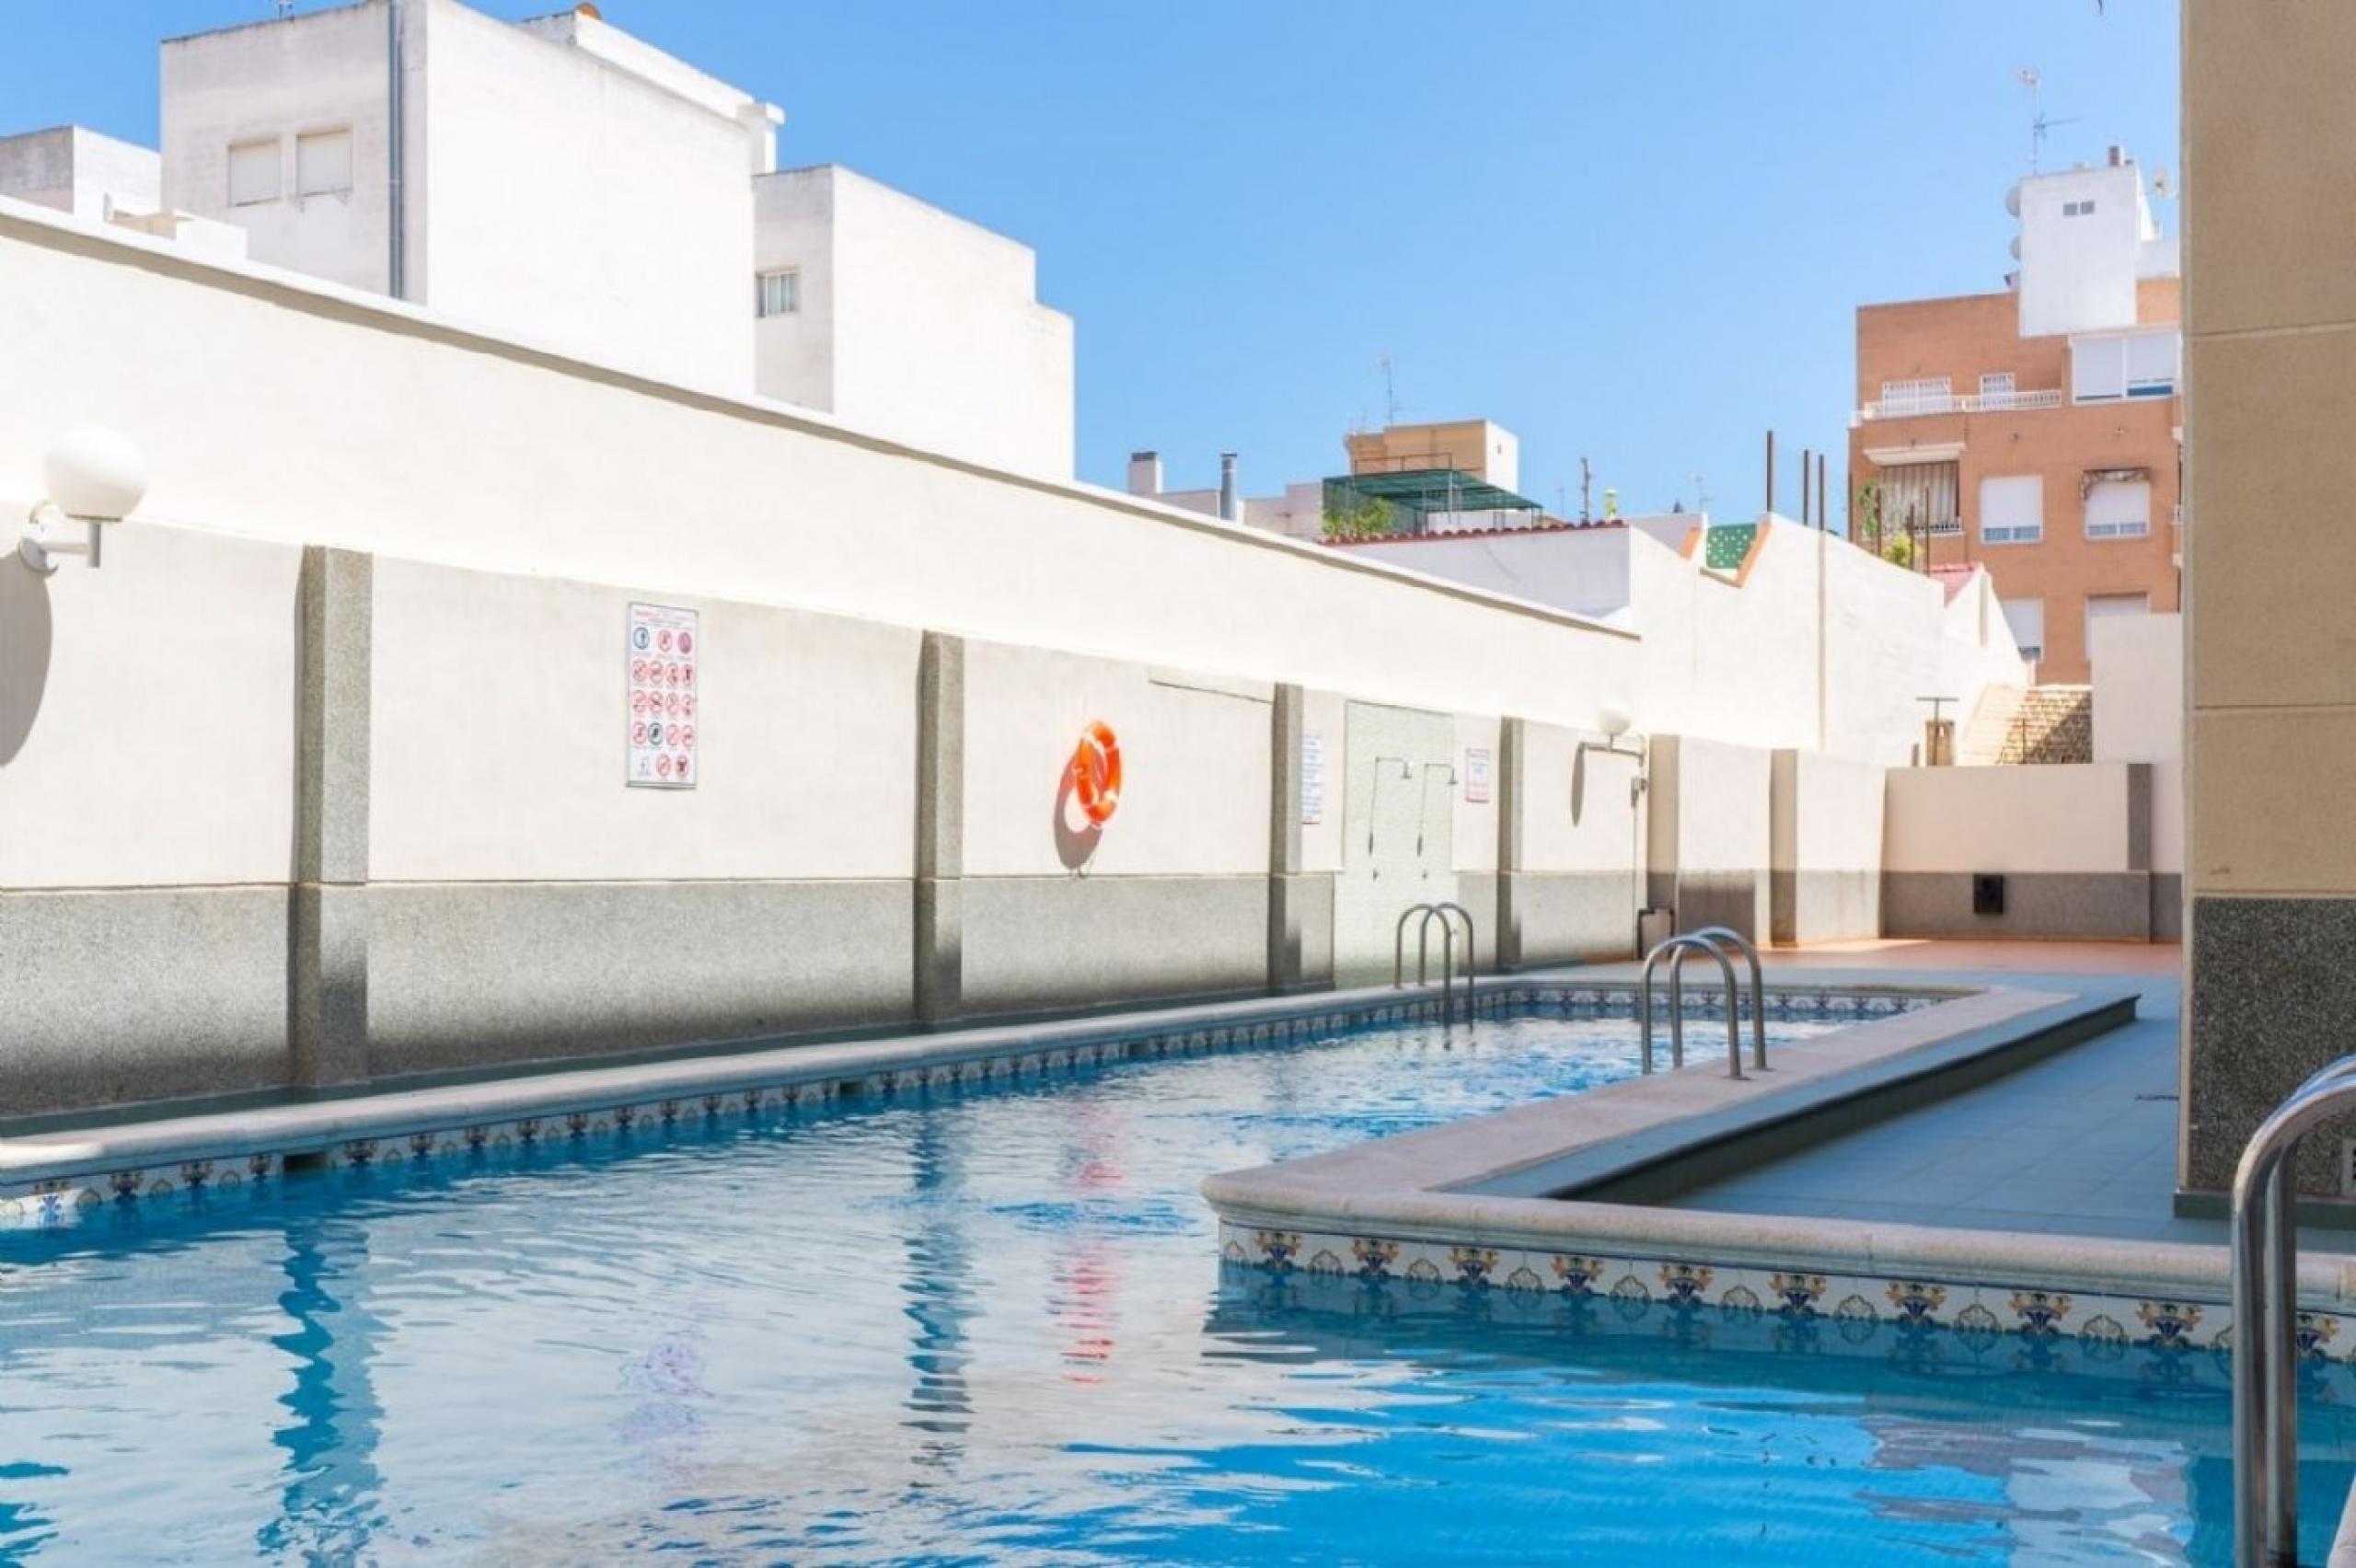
[0,980,1946,1233]
[1217,1219,2296,1363]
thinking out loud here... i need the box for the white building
[1,0,1074,477]
[756,166,1074,478]
[2010,150,2179,340]
[0,124,248,263]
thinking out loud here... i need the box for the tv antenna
[1693,472,1712,516]
[1373,352,1400,427]
[2017,69,2078,173]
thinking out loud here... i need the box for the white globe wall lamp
[20,426,147,575]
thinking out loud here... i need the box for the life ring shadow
[1052,756,1103,871]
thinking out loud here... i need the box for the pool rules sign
[626,603,699,789]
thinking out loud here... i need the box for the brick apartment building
[1849,148,2181,683]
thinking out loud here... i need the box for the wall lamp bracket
[19,502,105,576]
[17,425,147,577]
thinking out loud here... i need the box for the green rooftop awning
[1324,468,1542,517]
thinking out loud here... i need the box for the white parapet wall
[1771,749,1886,945]
[1883,764,2155,940]
[2091,611,2183,939]
[1646,735,1774,943]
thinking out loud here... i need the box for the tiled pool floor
[1666,956,2353,1253]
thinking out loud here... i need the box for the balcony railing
[1859,387,2065,421]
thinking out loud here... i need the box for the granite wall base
[2185,894,2356,1199]
[1881,871,2152,941]
[366,879,916,1076]
[959,873,1273,1014]
[1497,870,1637,967]
[0,886,294,1114]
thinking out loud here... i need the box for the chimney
[1126,450,1162,498]
[1218,454,1240,522]
[2108,144,2126,167]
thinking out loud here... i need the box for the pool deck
[1207,937,2356,1344]
[1669,940,2350,1252]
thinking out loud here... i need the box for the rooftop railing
[1859,387,2065,421]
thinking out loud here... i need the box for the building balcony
[1856,387,2065,421]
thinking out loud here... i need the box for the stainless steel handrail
[1419,901,1475,1024]
[1685,924,1767,1073]
[1392,901,1476,1024]
[2231,1055,2356,1566]
[1638,934,1742,1078]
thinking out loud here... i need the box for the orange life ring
[1072,721,1123,826]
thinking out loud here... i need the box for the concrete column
[2181,1,2356,1198]
[915,631,964,1024]
[1495,717,1527,969]
[1267,683,1314,992]
[289,547,372,1089]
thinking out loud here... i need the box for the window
[756,269,800,318]
[1979,475,2043,545]
[227,140,279,206]
[2123,330,2180,398]
[1881,459,1960,537]
[2085,592,2150,658]
[2073,329,2179,401]
[1979,372,2016,408]
[2063,199,2097,217]
[2085,478,2152,539]
[295,129,352,197]
[2002,597,2045,663]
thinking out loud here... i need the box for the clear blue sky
[1,1,2177,528]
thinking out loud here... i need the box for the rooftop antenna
[276,0,295,14]
[2018,68,2079,174]
[1374,352,1399,427]
[1693,472,1711,515]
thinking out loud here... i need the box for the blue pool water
[1,1010,2347,1563]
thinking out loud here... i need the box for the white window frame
[756,269,800,319]
[2002,597,2045,664]
[2073,329,2179,403]
[2085,478,2153,541]
[227,139,280,207]
[295,127,353,199]
[1979,474,2043,546]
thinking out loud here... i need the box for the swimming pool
[0,1007,2341,1562]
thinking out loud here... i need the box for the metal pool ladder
[1637,928,1766,1079]
[2230,1055,2356,1566]
[1392,902,1476,1024]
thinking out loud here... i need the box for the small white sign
[1299,732,1325,825]
[626,603,699,790]
[1464,746,1493,803]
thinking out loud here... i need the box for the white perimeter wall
[1773,751,1885,876]
[960,643,1270,879]
[0,522,300,889]
[1338,520,2025,767]
[2092,610,2183,874]
[1650,735,1773,876]
[0,202,1638,739]
[1885,765,2142,872]
[369,558,918,883]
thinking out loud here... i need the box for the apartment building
[0,0,1074,478]
[1849,149,2181,682]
